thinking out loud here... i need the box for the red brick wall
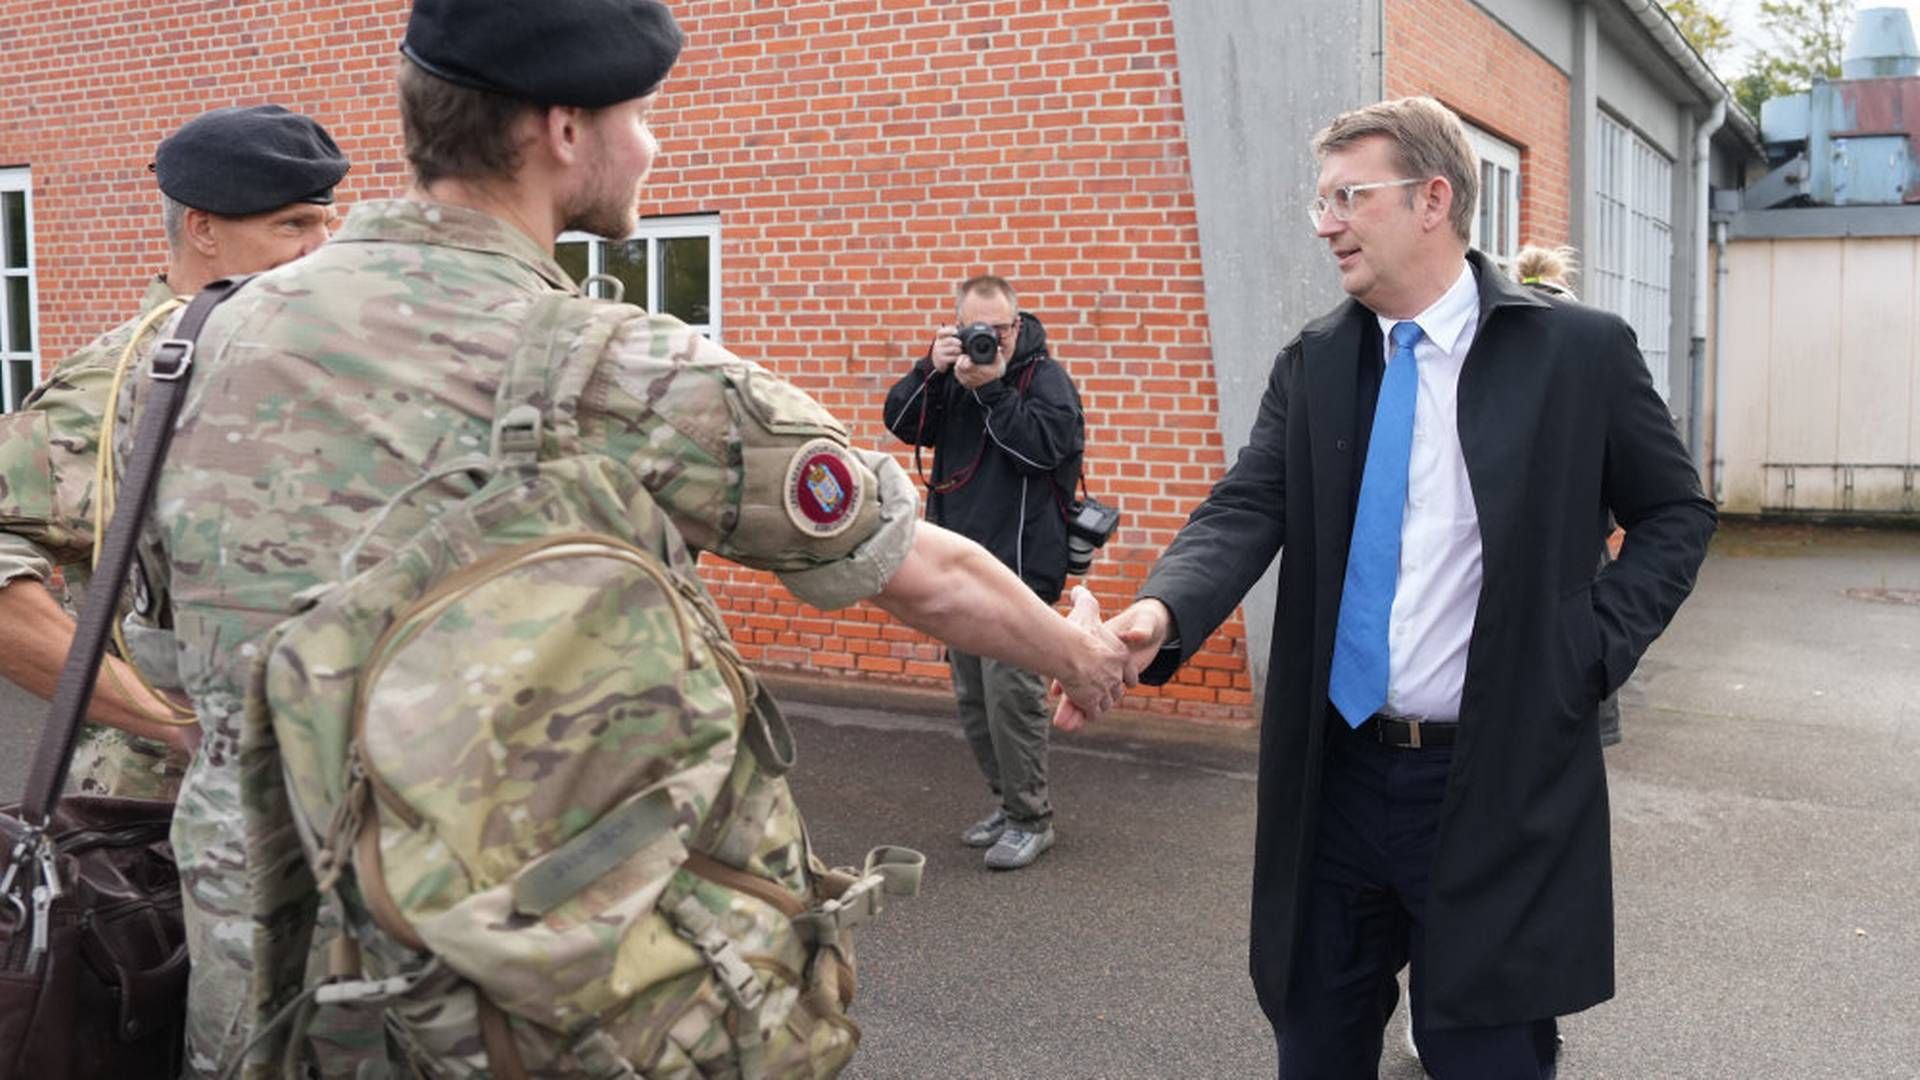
[0,0,1257,723]
[1386,0,1571,250]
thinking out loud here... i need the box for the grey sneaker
[960,809,1008,848]
[983,825,1054,870]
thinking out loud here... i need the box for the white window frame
[557,214,722,341]
[1465,124,1521,274]
[0,167,38,413]
[1591,112,1673,400]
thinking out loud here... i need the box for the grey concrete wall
[1475,0,1575,72]
[1168,0,1381,702]
[1596,28,1682,155]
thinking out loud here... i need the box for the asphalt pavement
[2,519,1916,1078]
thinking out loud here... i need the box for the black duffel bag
[0,282,244,1079]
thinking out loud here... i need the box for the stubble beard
[562,160,641,240]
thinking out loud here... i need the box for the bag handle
[21,277,249,824]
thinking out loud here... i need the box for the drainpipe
[1688,97,1726,473]
[1711,217,1729,503]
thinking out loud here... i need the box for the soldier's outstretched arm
[870,522,1134,720]
[0,577,200,753]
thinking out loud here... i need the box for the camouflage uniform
[0,275,192,800]
[126,198,917,1076]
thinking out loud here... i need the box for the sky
[1716,0,1920,74]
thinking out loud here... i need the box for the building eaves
[1605,0,1765,157]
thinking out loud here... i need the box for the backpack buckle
[149,339,195,381]
[492,404,544,463]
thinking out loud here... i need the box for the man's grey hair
[162,193,190,253]
[956,274,1017,318]
[1312,96,1479,245]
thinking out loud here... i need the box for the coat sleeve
[881,355,944,447]
[1593,317,1716,694]
[968,359,1084,474]
[1136,343,1295,684]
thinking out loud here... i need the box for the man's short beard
[562,156,639,239]
[562,189,637,239]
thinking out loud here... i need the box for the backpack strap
[493,292,634,463]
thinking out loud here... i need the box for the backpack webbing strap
[22,276,248,821]
[669,892,769,1080]
[493,292,634,463]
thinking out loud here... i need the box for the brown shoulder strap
[23,277,249,821]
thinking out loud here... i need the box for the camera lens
[957,323,999,364]
[1067,536,1094,577]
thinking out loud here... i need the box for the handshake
[1046,585,1173,731]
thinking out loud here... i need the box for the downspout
[1689,97,1727,471]
[1711,217,1729,503]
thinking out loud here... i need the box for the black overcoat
[1138,252,1715,1029]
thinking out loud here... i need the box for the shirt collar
[330,198,581,294]
[140,275,179,313]
[1376,260,1478,355]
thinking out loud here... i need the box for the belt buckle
[1405,719,1422,749]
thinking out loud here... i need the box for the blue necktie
[1329,320,1423,727]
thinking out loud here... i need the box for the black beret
[402,0,684,108]
[152,105,349,217]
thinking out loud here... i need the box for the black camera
[1064,495,1121,577]
[954,321,1002,365]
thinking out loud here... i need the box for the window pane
[1498,167,1511,255]
[604,239,649,308]
[6,277,30,352]
[5,359,32,411]
[660,236,709,324]
[555,240,590,286]
[2,193,24,270]
[1478,161,1494,249]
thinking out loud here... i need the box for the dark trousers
[1276,724,1559,1080]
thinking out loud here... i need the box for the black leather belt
[1366,713,1457,749]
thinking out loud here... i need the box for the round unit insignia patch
[785,439,862,538]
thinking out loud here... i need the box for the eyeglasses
[1307,178,1427,227]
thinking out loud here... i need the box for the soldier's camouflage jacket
[0,275,191,800]
[120,198,919,1075]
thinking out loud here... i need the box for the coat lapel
[1455,251,1553,571]
[1301,300,1371,580]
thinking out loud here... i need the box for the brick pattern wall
[0,0,1258,723]
[1386,0,1572,250]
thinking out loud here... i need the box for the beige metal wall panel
[1765,241,1845,510]
[1718,236,1920,516]
[1718,240,1776,512]
[1835,239,1919,512]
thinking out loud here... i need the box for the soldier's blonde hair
[1312,97,1479,245]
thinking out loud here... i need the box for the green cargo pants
[948,648,1053,831]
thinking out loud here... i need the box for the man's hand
[930,327,962,373]
[1054,597,1170,731]
[1048,586,1134,729]
[953,351,1006,390]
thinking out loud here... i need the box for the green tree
[1666,0,1735,68]
[1735,0,1857,115]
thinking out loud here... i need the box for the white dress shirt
[1376,262,1482,722]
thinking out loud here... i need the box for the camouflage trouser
[173,694,256,1078]
[949,649,1053,830]
[174,693,391,1078]
[69,723,190,800]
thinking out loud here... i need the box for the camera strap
[911,350,1046,496]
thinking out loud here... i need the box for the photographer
[884,275,1085,870]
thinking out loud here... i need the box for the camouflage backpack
[238,294,922,1078]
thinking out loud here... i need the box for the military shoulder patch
[784,439,862,539]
